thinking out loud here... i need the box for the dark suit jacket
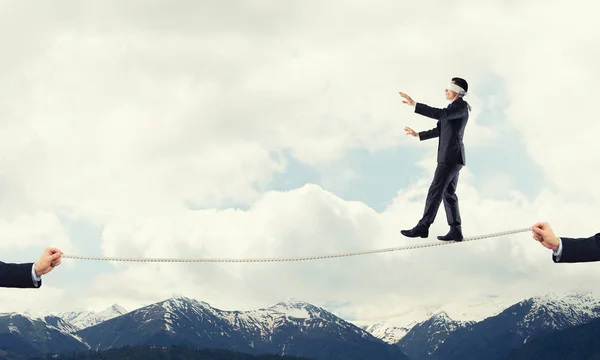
[415,98,469,165]
[0,261,40,288]
[553,233,600,263]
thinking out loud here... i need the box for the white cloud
[0,285,67,315]
[0,212,71,250]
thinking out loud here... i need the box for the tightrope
[61,227,532,263]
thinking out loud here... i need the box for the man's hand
[532,222,560,251]
[34,247,64,277]
[399,92,416,106]
[404,126,418,137]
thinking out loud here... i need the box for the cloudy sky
[1,0,600,324]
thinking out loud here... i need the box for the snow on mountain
[397,310,473,359]
[55,304,127,330]
[155,297,372,341]
[41,315,81,333]
[358,323,409,344]
[515,292,600,331]
[76,296,409,360]
[0,313,90,354]
[439,295,523,322]
[268,300,313,319]
[354,308,435,344]
[401,292,600,360]
[355,297,518,344]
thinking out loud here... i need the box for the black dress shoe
[437,227,463,241]
[401,225,429,238]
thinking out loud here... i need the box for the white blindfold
[446,83,466,95]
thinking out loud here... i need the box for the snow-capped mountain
[3,293,600,360]
[76,296,408,360]
[356,295,519,345]
[358,322,409,344]
[399,292,600,360]
[505,316,600,360]
[55,304,127,330]
[39,315,81,334]
[0,313,89,355]
[396,311,473,359]
[355,308,435,344]
[437,295,522,322]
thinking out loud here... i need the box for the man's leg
[418,162,457,227]
[443,166,462,227]
[401,162,454,238]
[438,164,464,241]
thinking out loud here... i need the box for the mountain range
[371,292,600,360]
[2,292,600,360]
[1,297,407,360]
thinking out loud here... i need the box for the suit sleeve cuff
[31,263,41,285]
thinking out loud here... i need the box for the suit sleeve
[415,101,467,121]
[553,233,600,263]
[0,261,40,288]
[418,122,440,141]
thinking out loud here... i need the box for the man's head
[445,77,468,101]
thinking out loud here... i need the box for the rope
[61,227,532,263]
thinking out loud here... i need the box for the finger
[46,247,62,256]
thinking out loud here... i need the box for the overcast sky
[1,0,600,324]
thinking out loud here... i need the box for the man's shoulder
[450,98,467,106]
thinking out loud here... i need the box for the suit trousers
[417,162,463,228]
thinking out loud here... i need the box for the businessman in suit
[0,247,63,288]
[532,222,600,263]
[399,77,471,241]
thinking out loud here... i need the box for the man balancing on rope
[398,77,471,241]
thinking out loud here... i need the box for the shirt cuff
[552,237,563,260]
[31,263,41,285]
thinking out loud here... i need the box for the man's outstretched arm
[399,92,467,121]
[554,234,600,263]
[532,222,600,263]
[418,125,440,141]
[0,261,40,288]
[0,248,63,289]
[415,101,467,121]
